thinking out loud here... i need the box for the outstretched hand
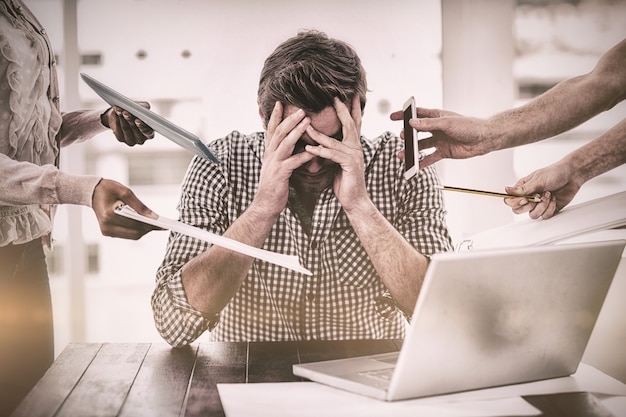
[91,179,161,239]
[504,161,581,220]
[390,107,493,169]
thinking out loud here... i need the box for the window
[128,151,193,186]
[81,53,102,66]
[86,244,99,274]
[46,244,63,276]
[518,82,556,100]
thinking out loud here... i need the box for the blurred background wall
[23,0,626,378]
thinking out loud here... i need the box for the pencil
[435,185,542,202]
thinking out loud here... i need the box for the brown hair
[257,30,367,125]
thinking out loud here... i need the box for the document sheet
[115,205,311,275]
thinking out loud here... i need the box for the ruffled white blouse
[0,0,104,247]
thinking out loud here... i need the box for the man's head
[257,31,368,195]
[257,30,367,127]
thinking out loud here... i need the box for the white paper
[466,191,626,250]
[115,205,312,276]
[217,383,540,417]
[599,396,626,417]
[217,364,626,417]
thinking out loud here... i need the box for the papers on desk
[465,191,626,251]
[115,205,312,276]
[217,364,626,417]
[218,383,539,417]
[81,73,220,163]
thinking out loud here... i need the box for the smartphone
[403,96,420,180]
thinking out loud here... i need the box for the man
[152,30,453,346]
[391,38,626,220]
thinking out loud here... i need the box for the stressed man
[152,30,453,346]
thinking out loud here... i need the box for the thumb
[411,117,435,132]
[121,191,158,220]
[506,174,527,194]
[505,176,540,196]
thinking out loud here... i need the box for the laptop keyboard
[358,368,394,388]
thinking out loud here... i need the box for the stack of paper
[466,191,626,250]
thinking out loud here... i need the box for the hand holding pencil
[435,179,568,221]
[502,161,582,220]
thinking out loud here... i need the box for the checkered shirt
[152,130,453,347]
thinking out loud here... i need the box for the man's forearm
[565,118,626,186]
[181,202,279,316]
[487,39,626,150]
[488,75,611,150]
[344,199,428,314]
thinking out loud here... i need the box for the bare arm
[307,98,429,314]
[564,118,626,184]
[181,103,313,316]
[390,38,626,167]
[181,200,279,316]
[491,38,626,149]
[343,199,429,314]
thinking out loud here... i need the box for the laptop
[293,239,625,401]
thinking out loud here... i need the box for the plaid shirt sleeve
[365,132,453,258]
[151,137,232,347]
[364,132,454,316]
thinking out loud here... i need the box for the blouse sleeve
[0,153,101,207]
[58,109,109,148]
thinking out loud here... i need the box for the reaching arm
[390,38,626,167]
[60,104,154,148]
[504,116,626,219]
[561,118,626,185]
[490,38,626,150]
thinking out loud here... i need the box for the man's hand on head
[256,101,313,215]
[303,96,368,210]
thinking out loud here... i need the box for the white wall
[440,0,517,243]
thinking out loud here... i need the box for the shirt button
[307,293,316,301]
[310,241,317,249]
[52,96,60,103]
[40,29,47,35]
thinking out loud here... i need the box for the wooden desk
[10,341,620,417]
